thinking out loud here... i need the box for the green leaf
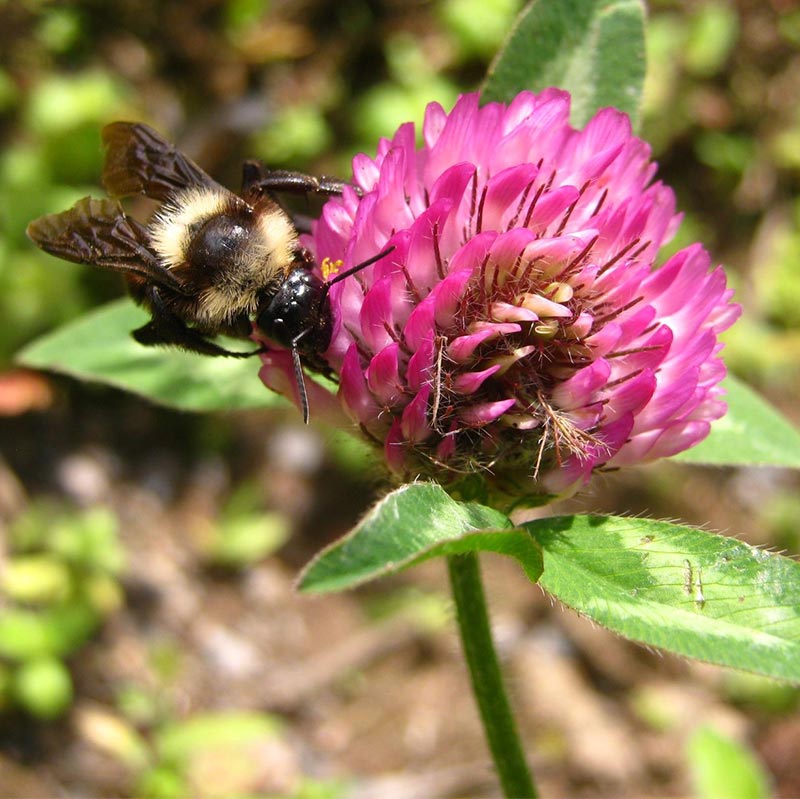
[16,299,281,411]
[526,515,800,683]
[299,483,542,593]
[687,726,771,799]
[482,0,646,129]
[674,374,800,469]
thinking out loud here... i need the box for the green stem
[447,552,538,798]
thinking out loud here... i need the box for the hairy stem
[447,552,538,798]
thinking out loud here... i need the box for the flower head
[259,90,740,501]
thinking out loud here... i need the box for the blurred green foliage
[11,656,74,719]
[759,489,800,554]
[253,104,334,166]
[687,725,771,799]
[640,2,800,565]
[722,671,800,716]
[0,69,132,365]
[364,585,451,633]
[66,700,313,799]
[197,481,291,567]
[440,0,521,60]
[0,503,124,717]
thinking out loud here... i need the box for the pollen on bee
[321,257,344,280]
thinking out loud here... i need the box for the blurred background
[0,0,799,796]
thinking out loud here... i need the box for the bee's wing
[27,197,186,294]
[102,122,225,202]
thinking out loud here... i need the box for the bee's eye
[187,213,251,270]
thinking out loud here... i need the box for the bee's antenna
[324,245,396,295]
[289,337,311,425]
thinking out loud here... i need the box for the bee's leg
[241,161,362,201]
[134,286,258,358]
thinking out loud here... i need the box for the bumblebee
[27,122,390,422]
